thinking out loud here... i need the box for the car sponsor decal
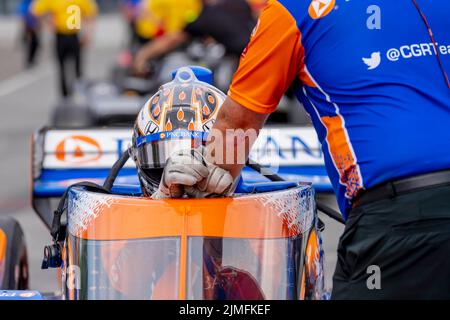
[55,135,103,164]
[42,127,324,169]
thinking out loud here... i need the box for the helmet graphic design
[131,67,226,196]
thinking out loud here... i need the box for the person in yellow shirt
[132,0,201,51]
[133,0,255,77]
[32,0,98,97]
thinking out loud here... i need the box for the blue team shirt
[230,0,450,218]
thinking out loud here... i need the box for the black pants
[55,33,82,97]
[23,26,40,68]
[332,184,450,299]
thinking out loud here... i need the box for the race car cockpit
[31,67,331,300]
[61,180,323,300]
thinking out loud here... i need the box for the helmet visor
[135,130,207,169]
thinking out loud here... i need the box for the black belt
[352,169,450,208]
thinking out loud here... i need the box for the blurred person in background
[133,0,165,47]
[117,0,162,73]
[120,0,141,47]
[120,0,164,49]
[31,0,98,97]
[18,0,41,69]
[133,0,256,80]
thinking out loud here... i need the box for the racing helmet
[131,67,226,196]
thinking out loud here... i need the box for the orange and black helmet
[131,67,226,195]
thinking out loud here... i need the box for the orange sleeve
[228,0,303,114]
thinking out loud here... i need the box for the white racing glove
[151,148,209,199]
[184,163,236,199]
[152,147,235,199]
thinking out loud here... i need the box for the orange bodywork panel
[72,195,303,241]
[66,186,316,300]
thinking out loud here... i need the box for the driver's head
[131,67,226,196]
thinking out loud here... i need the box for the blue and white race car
[31,125,332,230]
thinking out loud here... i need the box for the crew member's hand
[152,148,209,199]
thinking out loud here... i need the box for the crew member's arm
[206,99,268,178]
[206,0,303,179]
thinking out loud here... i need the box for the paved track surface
[0,15,344,295]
